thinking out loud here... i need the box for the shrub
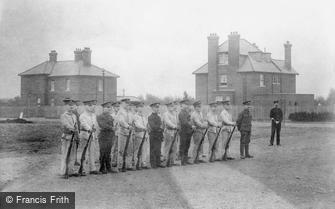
[289,112,335,122]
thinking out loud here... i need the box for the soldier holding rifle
[190,101,208,164]
[78,99,100,175]
[60,98,79,178]
[207,101,221,162]
[162,102,179,167]
[110,101,120,172]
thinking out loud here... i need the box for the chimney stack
[49,50,57,62]
[228,32,240,68]
[207,33,219,102]
[74,48,82,61]
[284,41,292,70]
[82,47,92,66]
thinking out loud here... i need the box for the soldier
[132,101,149,170]
[178,99,194,166]
[162,102,178,167]
[173,100,181,163]
[110,101,120,172]
[96,101,115,174]
[269,100,283,146]
[73,99,81,166]
[236,101,254,159]
[148,102,165,168]
[218,100,236,161]
[60,98,79,178]
[207,101,221,162]
[116,98,133,172]
[78,99,100,175]
[190,101,208,164]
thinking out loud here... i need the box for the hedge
[288,112,335,122]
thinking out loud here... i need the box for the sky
[0,0,334,99]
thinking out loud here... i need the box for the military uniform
[207,106,220,161]
[110,102,120,171]
[162,105,178,166]
[190,104,207,163]
[270,101,283,146]
[236,101,253,159]
[96,106,114,174]
[133,107,149,169]
[218,107,235,159]
[60,109,79,176]
[148,103,164,168]
[178,101,193,165]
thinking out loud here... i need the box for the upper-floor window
[98,80,103,92]
[260,74,265,87]
[37,97,41,106]
[219,53,228,65]
[272,75,280,85]
[219,75,228,87]
[65,79,70,91]
[50,80,55,92]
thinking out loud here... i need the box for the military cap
[131,101,144,107]
[209,101,218,106]
[120,98,130,103]
[180,99,191,105]
[242,100,251,105]
[62,98,74,103]
[193,101,201,107]
[112,101,120,107]
[173,100,180,104]
[165,102,174,106]
[101,101,112,107]
[83,99,97,105]
[273,100,279,104]
[150,102,160,108]
[221,100,231,105]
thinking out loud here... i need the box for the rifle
[122,128,133,171]
[209,125,223,162]
[194,128,208,163]
[74,123,80,166]
[167,129,179,166]
[64,127,76,179]
[78,126,94,175]
[222,125,236,160]
[136,130,147,168]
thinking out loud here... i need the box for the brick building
[19,48,119,106]
[193,32,314,109]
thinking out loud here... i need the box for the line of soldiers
[59,97,254,178]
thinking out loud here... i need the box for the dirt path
[2,122,335,209]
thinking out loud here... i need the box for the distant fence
[1,105,334,120]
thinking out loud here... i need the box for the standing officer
[162,102,178,167]
[96,101,115,174]
[110,101,120,172]
[178,99,194,166]
[116,98,133,172]
[236,101,253,159]
[218,100,236,161]
[269,100,283,146]
[207,101,221,162]
[148,102,164,168]
[60,98,79,178]
[78,99,100,175]
[190,101,208,164]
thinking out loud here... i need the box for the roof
[192,63,208,74]
[19,60,119,78]
[218,39,261,54]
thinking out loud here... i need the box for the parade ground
[1,120,335,209]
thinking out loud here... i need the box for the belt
[166,127,176,130]
[80,129,89,133]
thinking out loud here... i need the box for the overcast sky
[0,0,334,99]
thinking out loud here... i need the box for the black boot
[245,144,253,158]
[240,144,245,159]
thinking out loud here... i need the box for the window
[65,79,70,91]
[98,80,103,92]
[51,98,55,106]
[50,80,55,92]
[272,75,280,85]
[225,96,231,101]
[37,97,41,106]
[219,53,228,65]
[215,96,223,102]
[260,74,265,87]
[219,75,228,87]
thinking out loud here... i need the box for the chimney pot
[82,47,92,66]
[49,50,57,62]
[284,41,292,70]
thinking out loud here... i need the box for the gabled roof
[218,39,261,54]
[19,60,119,78]
[192,63,208,74]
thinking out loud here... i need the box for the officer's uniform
[190,101,208,163]
[148,103,164,168]
[236,101,253,159]
[60,101,78,177]
[178,100,193,165]
[96,102,114,174]
[207,102,220,161]
[132,102,149,169]
[270,101,283,146]
[162,103,178,166]
[78,101,99,174]
[218,102,235,159]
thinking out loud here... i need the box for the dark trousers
[179,132,192,165]
[270,122,281,145]
[149,135,162,168]
[99,138,113,172]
